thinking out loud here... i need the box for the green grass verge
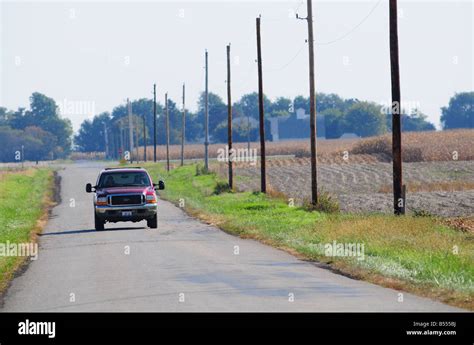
[0,168,54,292]
[145,163,474,309]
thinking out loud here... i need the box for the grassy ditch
[0,168,55,293]
[146,163,473,310]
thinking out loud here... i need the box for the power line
[270,0,381,71]
[315,0,382,45]
[269,42,306,71]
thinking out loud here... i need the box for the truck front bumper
[95,203,157,222]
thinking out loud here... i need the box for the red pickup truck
[86,167,165,230]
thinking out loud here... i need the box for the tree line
[0,93,73,162]
[75,91,465,154]
[0,91,471,160]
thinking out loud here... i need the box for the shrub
[195,163,210,176]
[294,148,311,158]
[303,191,340,213]
[213,181,231,195]
[412,208,435,218]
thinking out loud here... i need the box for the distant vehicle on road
[86,167,165,230]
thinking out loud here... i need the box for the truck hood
[97,186,153,195]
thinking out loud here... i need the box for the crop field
[132,138,359,162]
[133,128,474,163]
[208,130,474,218]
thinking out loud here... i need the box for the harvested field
[212,159,474,217]
[351,129,474,162]
[134,138,358,162]
[132,128,474,163]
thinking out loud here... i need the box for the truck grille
[110,194,143,206]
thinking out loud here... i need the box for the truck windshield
[98,172,151,188]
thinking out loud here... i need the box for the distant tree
[293,95,309,114]
[24,126,57,160]
[269,97,292,118]
[0,126,23,162]
[74,112,111,152]
[385,109,435,132]
[0,125,57,162]
[194,92,227,143]
[292,93,353,115]
[345,102,386,137]
[8,93,72,158]
[0,107,11,126]
[234,92,271,119]
[322,108,345,139]
[183,112,202,143]
[163,98,184,145]
[440,92,474,129]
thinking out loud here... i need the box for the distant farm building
[269,108,326,141]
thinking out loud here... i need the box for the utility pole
[153,84,157,162]
[165,92,170,172]
[303,0,318,206]
[103,122,109,159]
[204,49,209,171]
[127,98,134,163]
[247,113,251,152]
[135,123,139,163]
[390,0,404,215]
[226,44,233,189]
[181,83,186,166]
[115,128,119,159]
[111,129,115,159]
[143,108,147,162]
[119,121,124,158]
[256,16,266,193]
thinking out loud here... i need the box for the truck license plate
[121,211,132,217]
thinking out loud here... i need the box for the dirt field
[212,158,474,217]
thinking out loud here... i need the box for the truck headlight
[96,197,108,206]
[146,194,156,204]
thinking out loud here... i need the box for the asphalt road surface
[1,162,462,311]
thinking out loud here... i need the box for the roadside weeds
[0,168,59,302]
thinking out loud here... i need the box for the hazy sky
[1,0,472,132]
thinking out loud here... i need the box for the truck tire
[147,214,157,229]
[95,214,105,231]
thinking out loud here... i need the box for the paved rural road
[1,162,462,312]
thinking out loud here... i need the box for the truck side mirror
[86,183,93,193]
[154,180,165,190]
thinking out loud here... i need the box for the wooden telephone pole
[256,16,266,193]
[306,0,318,206]
[390,0,404,215]
[127,98,134,163]
[153,84,157,162]
[204,50,210,171]
[103,122,109,159]
[165,92,170,172]
[181,83,186,166]
[119,121,124,158]
[143,108,147,162]
[226,44,233,189]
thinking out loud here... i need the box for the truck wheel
[95,214,105,231]
[147,214,157,229]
